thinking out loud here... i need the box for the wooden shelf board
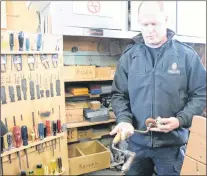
[1,51,61,55]
[64,78,113,82]
[1,133,65,157]
[67,118,116,128]
[65,93,100,98]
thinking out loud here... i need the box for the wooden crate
[95,67,111,79]
[62,66,95,81]
[78,128,93,140]
[68,140,110,175]
[65,103,84,123]
[67,128,78,143]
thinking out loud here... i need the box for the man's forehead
[138,1,165,16]
[138,2,166,22]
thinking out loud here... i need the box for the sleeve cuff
[116,115,132,125]
[176,116,185,127]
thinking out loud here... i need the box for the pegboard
[1,30,69,175]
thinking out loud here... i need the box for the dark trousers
[126,141,186,176]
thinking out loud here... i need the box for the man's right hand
[109,122,134,141]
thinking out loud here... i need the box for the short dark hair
[138,1,165,16]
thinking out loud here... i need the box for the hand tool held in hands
[111,132,136,175]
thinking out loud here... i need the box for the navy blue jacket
[111,29,206,147]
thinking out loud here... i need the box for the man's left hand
[149,117,180,133]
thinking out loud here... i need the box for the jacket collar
[132,28,179,57]
[132,28,175,44]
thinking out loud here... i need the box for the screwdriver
[13,116,22,148]
[20,126,30,169]
[46,120,51,136]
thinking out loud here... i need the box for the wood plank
[64,78,113,82]
[1,133,65,157]
[1,51,61,55]
[67,118,116,128]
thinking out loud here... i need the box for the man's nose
[146,24,155,33]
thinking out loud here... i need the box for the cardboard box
[190,116,206,137]
[95,67,111,79]
[68,140,111,175]
[65,103,84,123]
[186,132,206,164]
[181,156,206,175]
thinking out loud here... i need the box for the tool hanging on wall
[21,125,29,169]
[1,86,7,104]
[45,78,50,98]
[46,120,51,136]
[52,54,58,68]
[13,116,22,148]
[8,86,15,103]
[40,54,49,69]
[21,126,28,146]
[16,85,22,101]
[28,55,35,71]
[50,82,54,97]
[36,74,40,99]
[13,54,22,71]
[26,38,30,51]
[7,132,13,163]
[36,33,42,51]
[9,33,14,51]
[38,123,44,140]
[57,157,62,173]
[21,78,27,100]
[32,112,39,141]
[1,54,6,73]
[56,72,61,96]
[50,159,57,174]
[18,31,24,51]
[5,118,12,163]
[30,79,35,100]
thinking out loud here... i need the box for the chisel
[21,78,27,100]
[16,85,22,101]
[56,77,61,96]
[30,80,35,100]
[8,86,15,102]
[50,82,54,97]
[18,31,24,51]
[9,33,14,51]
[1,86,7,104]
[1,54,6,73]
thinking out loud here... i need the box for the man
[110,1,206,175]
